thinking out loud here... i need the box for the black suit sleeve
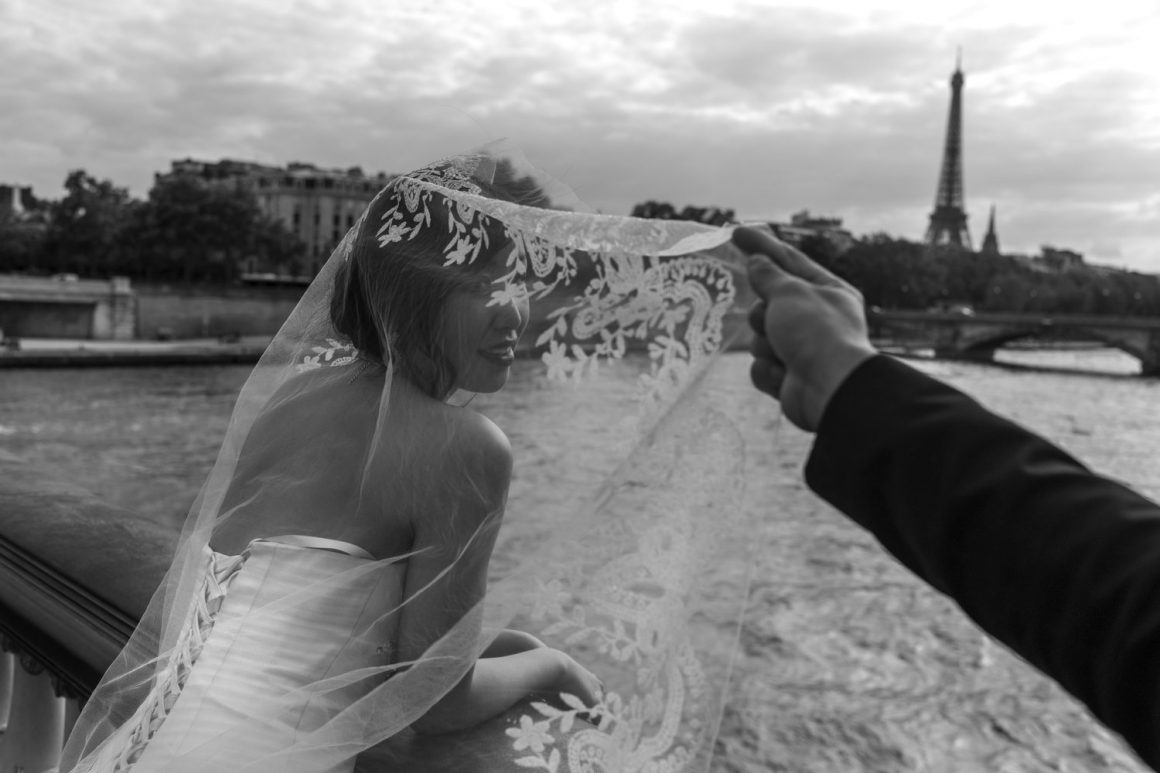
[804,354,1160,769]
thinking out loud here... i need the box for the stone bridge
[0,275,135,340]
[869,309,1160,376]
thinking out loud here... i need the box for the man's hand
[735,226,876,432]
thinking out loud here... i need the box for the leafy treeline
[0,170,304,283]
[5,182,1158,317]
[631,200,1159,317]
[635,199,1160,318]
[631,200,735,227]
[799,233,1160,317]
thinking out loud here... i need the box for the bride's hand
[533,649,604,725]
[549,649,603,708]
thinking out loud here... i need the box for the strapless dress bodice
[89,536,406,773]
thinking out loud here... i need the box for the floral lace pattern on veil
[282,152,745,772]
[300,160,738,411]
[285,154,746,771]
[499,402,745,772]
[57,144,753,773]
[235,149,746,773]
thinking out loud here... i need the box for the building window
[313,210,320,225]
[346,214,354,228]
[332,229,340,242]
[292,210,300,226]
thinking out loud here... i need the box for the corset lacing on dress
[109,547,248,773]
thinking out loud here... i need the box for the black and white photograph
[2,1,1158,771]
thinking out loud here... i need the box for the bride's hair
[330,183,512,398]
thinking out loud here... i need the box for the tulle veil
[60,141,755,772]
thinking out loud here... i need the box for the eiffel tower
[925,53,972,249]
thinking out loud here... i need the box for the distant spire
[981,204,1000,255]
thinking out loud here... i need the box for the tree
[819,234,1160,318]
[825,236,936,309]
[630,201,735,226]
[0,220,47,273]
[133,176,304,283]
[795,234,840,272]
[0,191,49,272]
[42,170,136,277]
[252,214,308,277]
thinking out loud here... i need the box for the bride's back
[209,364,478,560]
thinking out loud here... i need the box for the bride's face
[439,244,529,394]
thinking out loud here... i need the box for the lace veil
[60,142,753,772]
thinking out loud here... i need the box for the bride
[60,144,747,772]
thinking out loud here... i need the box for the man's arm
[804,355,1160,768]
[735,225,1160,769]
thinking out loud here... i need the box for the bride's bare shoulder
[377,399,513,530]
[411,400,512,478]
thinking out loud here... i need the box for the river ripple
[1,350,1157,771]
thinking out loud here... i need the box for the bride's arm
[396,412,581,735]
[482,629,547,658]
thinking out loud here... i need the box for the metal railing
[0,457,176,772]
[0,456,541,771]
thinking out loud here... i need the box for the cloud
[1,0,1157,271]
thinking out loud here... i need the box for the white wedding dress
[83,536,405,773]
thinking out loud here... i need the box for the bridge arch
[869,310,1160,376]
[961,328,1143,362]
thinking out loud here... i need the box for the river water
[2,349,1158,771]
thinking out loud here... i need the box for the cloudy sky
[3,0,1158,271]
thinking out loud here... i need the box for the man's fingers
[745,254,793,302]
[748,299,767,335]
[750,356,785,399]
[732,225,782,257]
[733,225,846,288]
[750,328,776,361]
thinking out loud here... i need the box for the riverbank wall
[0,275,135,340]
[3,284,756,367]
[135,282,303,340]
